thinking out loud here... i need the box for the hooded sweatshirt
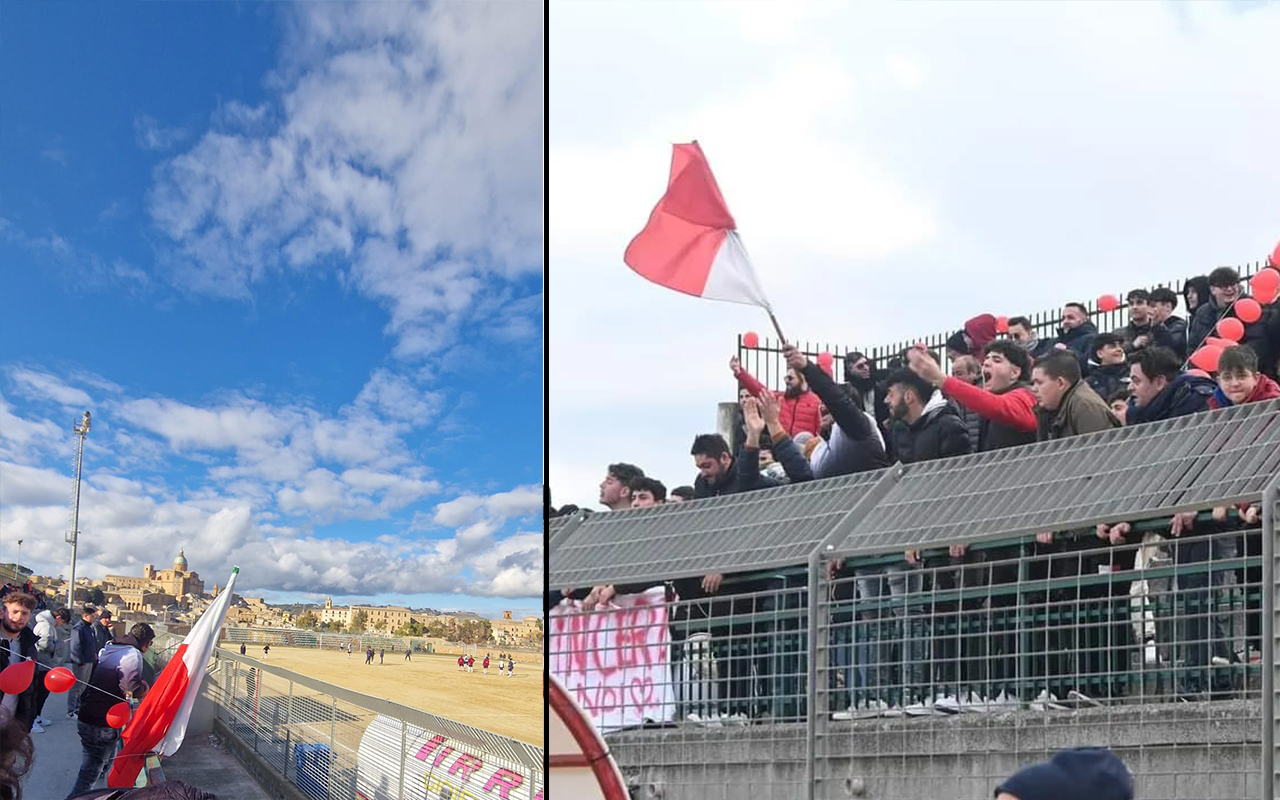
[32,609,65,667]
[1208,373,1280,409]
[78,635,149,728]
[947,314,999,360]
[801,361,889,477]
[887,390,972,464]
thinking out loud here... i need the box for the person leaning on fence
[628,476,667,507]
[599,462,644,511]
[690,432,777,499]
[1092,346,1217,700]
[668,485,694,503]
[994,747,1133,800]
[783,344,887,478]
[828,367,971,719]
[908,340,1038,707]
[1028,351,1123,708]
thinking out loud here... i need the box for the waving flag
[109,566,240,788]
[624,142,772,309]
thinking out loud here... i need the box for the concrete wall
[608,700,1263,800]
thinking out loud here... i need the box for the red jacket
[1209,374,1280,409]
[941,377,1039,433]
[735,367,823,437]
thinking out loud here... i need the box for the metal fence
[205,650,544,800]
[548,400,1280,799]
[735,260,1272,390]
[218,625,440,656]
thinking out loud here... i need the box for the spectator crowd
[550,265,1280,723]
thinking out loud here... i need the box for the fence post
[805,465,906,800]
[398,718,408,799]
[328,696,337,800]
[1262,471,1280,800]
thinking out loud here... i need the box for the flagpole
[767,310,787,345]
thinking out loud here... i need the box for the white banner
[549,586,676,733]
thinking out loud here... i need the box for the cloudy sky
[1,2,544,616]
[550,0,1280,510]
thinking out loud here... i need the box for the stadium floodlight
[15,540,22,578]
[67,411,90,610]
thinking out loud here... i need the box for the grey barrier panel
[548,510,583,551]
[1264,470,1280,800]
[835,400,1280,557]
[550,468,888,588]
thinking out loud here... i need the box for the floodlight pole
[67,411,90,610]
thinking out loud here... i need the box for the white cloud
[146,1,544,358]
[134,114,189,151]
[549,0,1280,509]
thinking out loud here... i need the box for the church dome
[174,549,188,571]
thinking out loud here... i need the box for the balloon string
[1182,296,1242,371]
[4,652,133,705]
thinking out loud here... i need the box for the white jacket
[32,610,66,667]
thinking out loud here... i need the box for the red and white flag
[109,566,240,787]
[624,142,772,309]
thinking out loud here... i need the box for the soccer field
[219,643,543,745]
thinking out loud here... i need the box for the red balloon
[45,666,76,694]
[742,331,759,348]
[106,701,132,729]
[0,659,34,695]
[1234,298,1263,324]
[1190,345,1223,372]
[1097,294,1120,313]
[1203,336,1235,350]
[817,351,834,366]
[1217,317,1245,342]
[995,316,1009,334]
[1259,285,1280,306]
[1252,267,1280,299]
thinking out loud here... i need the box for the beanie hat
[995,748,1132,800]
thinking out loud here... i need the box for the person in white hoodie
[31,607,70,733]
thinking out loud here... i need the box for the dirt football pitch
[219,644,543,745]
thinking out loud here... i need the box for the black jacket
[1112,321,1176,357]
[693,448,780,499]
[1084,362,1131,403]
[802,362,888,477]
[1126,372,1216,425]
[70,618,98,666]
[1187,296,1274,361]
[1055,321,1098,365]
[0,627,40,731]
[1161,315,1188,359]
[79,635,149,728]
[978,383,1038,453]
[887,398,972,464]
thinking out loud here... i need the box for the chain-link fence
[734,261,1272,391]
[549,400,1280,799]
[206,649,544,800]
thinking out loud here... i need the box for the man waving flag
[624,142,773,311]
[108,566,241,787]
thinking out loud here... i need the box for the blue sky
[1,2,544,617]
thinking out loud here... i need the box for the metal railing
[549,400,1280,799]
[205,650,544,800]
[734,261,1271,390]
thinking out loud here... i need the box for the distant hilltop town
[2,551,541,646]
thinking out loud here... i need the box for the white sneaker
[67,711,78,720]
[723,712,748,726]
[831,706,854,721]
[30,722,45,734]
[904,697,938,716]
[1068,690,1102,707]
[1030,690,1066,712]
[933,693,961,714]
[1211,656,1231,666]
[959,692,990,713]
[859,699,891,718]
[34,716,49,726]
[987,690,1020,711]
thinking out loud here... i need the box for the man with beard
[1054,302,1098,366]
[691,432,778,499]
[1149,287,1187,359]
[844,351,889,429]
[1007,317,1056,366]
[783,344,887,479]
[1111,289,1176,358]
[69,622,155,797]
[1084,333,1131,402]
[597,462,644,511]
[0,592,40,733]
[731,356,822,437]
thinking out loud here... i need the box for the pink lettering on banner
[449,753,485,782]
[549,586,676,732]
[482,768,524,799]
